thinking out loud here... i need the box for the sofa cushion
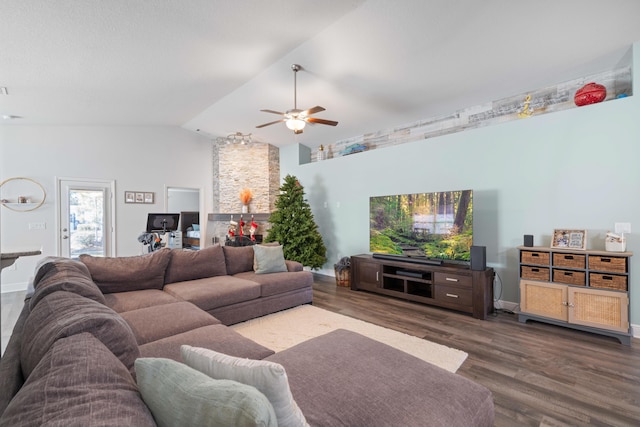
[223,245,255,275]
[253,245,288,274]
[234,271,314,298]
[1,333,155,427]
[80,248,171,293]
[104,289,181,313]
[285,260,303,272]
[139,324,275,361]
[165,244,227,284]
[21,291,139,379]
[163,276,261,311]
[0,303,30,416]
[136,357,277,427]
[120,301,221,345]
[182,345,307,427]
[29,257,106,309]
[265,329,495,427]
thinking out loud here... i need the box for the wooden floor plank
[312,275,640,427]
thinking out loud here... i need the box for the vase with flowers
[239,188,253,213]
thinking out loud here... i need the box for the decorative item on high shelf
[517,94,534,118]
[239,188,253,213]
[317,145,325,161]
[605,231,627,252]
[334,256,351,287]
[574,82,606,106]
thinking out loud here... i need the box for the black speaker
[470,245,486,271]
[524,234,534,247]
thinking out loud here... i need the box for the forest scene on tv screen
[370,190,473,261]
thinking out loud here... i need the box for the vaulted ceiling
[2,0,640,148]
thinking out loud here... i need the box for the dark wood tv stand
[350,254,495,320]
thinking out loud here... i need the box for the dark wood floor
[312,274,640,427]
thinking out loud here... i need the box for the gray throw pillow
[135,357,277,427]
[253,245,288,275]
[181,345,308,427]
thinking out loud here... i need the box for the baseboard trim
[494,299,519,312]
[1,282,29,294]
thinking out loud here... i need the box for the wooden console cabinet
[517,246,632,345]
[350,254,495,320]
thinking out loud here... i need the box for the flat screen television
[370,190,473,262]
[146,213,180,233]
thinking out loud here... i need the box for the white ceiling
[2,0,640,149]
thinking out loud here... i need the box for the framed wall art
[125,191,155,204]
[551,229,587,250]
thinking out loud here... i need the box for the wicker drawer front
[520,266,550,281]
[589,273,628,291]
[553,269,586,286]
[521,251,550,265]
[588,256,627,273]
[552,253,586,269]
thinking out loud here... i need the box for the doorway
[58,178,115,258]
[166,187,200,213]
[166,186,202,248]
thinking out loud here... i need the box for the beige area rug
[231,305,467,373]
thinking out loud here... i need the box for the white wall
[281,42,640,325]
[0,126,212,291]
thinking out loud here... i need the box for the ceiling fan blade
[256,119,285,128]
[260,109,285,115]
[306,117,338,126]
[301,105,325,116]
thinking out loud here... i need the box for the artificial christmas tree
[265,174,327,270]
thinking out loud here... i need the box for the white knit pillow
[180,345,308,427]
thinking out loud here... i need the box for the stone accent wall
[210,142,280,243]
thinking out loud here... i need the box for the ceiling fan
[256,64,338,134]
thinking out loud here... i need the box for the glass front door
[59,179,114,258]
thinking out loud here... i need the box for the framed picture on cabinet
[551,229,587,250]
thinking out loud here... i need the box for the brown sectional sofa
[0,245,494,426]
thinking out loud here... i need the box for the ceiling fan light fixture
[256,63,337,133]
[286,118,306,132]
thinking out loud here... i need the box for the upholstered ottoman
[265,329,494,427]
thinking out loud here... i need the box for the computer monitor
[146,213,180,233]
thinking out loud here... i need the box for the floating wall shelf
[0,177,47,212]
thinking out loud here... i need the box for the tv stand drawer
[434,272,472,287]
[435,285,472,308]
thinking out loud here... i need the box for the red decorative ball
[574,82,607,106]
